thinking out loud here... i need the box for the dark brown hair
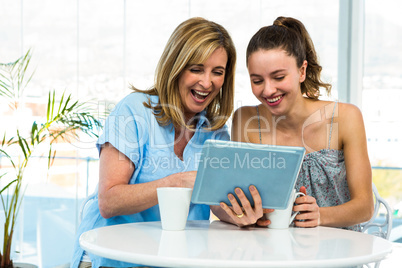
[246,16,331,99]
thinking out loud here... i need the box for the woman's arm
[294,103,374,228]
[98,142,197,219]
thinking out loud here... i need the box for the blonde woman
[71,17,236,268]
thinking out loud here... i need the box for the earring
[220,88,222,99]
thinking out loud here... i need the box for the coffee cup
[157,187,192,231]
[267,189,305,229]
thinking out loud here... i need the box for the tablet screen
[192,140,305,209]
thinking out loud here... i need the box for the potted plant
[0,50,102,267]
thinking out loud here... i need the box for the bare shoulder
[232,105,261,127]
[337,102,364,122]
[336,102,367,147]
[232,105,260,142]
[233,105,259,120]
[338,102,361,113]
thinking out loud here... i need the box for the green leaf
[1,132,6,146]
[16,130,29,161]
[47,91,51,122]
[0,148,16,169]
[0,178,18,195]
[51,90,55,121]
[30,121,38,146]
[56,91,64,115]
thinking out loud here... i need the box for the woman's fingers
[232,188,256,226]
[299,186,307,195]
[220,200,249,227]
[220,186,269,227]
[293,195,316,211]
[219,201,240,218]
[234,186,264,218]
[248,185,264,218]
[227,193,243,216]
[234,188,253,213]
[292,193,320,227]
[257,208,274,227]
[294,208,320,227]
[256,217,271,227]
[294,218,319,228]
[263,208,274,214]
[234,187,261,222]
[295,211,319,221]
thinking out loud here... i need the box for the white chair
[361,183,393,240]
[79,186,98,223]
[389,224,402,242]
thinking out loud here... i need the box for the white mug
[157,187,192,231]
[267,189,305,229]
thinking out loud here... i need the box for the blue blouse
[71,92,230,268]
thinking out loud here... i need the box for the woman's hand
[293,186,320,227]
[219,185,274,227]
[169,171,197,189]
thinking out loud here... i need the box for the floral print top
[256,103,360,231]
[295,149,359,231]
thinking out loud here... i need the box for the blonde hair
[246,16,331,99]
[132,17,236,130]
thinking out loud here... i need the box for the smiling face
[178,47,228,121]
[247,49,307,116]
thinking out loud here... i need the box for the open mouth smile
[265,94,284,106]
[191,90,210,101]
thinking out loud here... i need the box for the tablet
[191,140,305,209]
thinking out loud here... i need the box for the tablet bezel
[191,140,305,209]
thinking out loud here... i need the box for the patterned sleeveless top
[256,103,360,231]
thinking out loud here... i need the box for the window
[363,0,402,220]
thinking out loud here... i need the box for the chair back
[361,183,393,240]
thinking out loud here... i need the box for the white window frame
[338,0,365,108]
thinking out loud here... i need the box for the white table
[79,220,395,267]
